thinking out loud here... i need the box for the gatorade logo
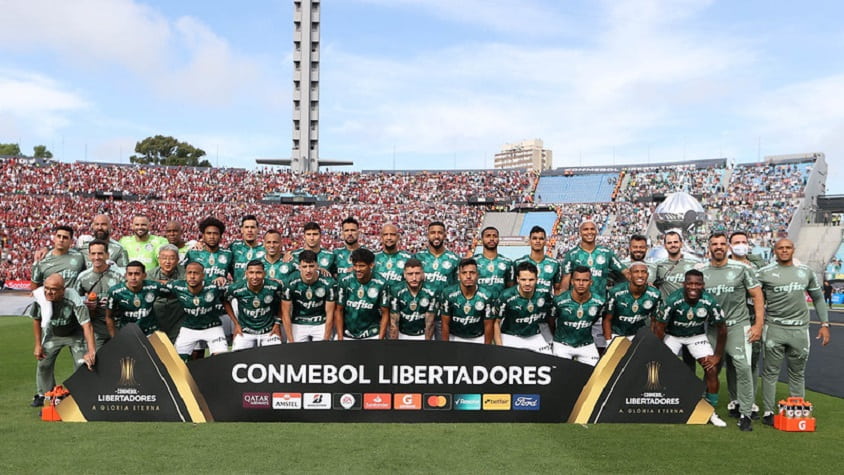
[393,393,422,410]
[363,393,392,410]
[483,394,512,410]
[423,393,452,410]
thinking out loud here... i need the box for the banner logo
[393,393,422,410]
[512,394,540,411]
[242,392,271,409]
[118,357,138,387]
[363,393,392,410]
[303,393,332,410]
[423,394,452,410]
[454,394,482,410]
[646,361,661,391]
[272,392,302,410]
[483,394,511,410]
[333,393,361,410]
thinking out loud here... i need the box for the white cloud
[0,70,89,138]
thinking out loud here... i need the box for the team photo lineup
[19,161,831,432]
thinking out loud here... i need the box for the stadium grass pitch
[1,315,840,474]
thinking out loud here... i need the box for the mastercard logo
[423,393,452,410]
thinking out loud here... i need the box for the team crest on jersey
[474,300,484,311]
[269,268,276,278]
[320,258,329,266]
[686,309,694,320]
[386,260,393,269]
[537,297,545,307]
[133,296,141,307]
[252,298,261,308]
[419,297,429,307]
[263,294,273,304]
[281,264,290,273]
[247,250,254,260]
[643,300,653,310]
[367,287,379,299]
[144,292,155,303]
[442,261,452,270]
[527,302,534,312]
[696,307,707,317]
[145,243,153,251]
[498,262,507,270]
[219,255,228,264]
[588,306,598,316]
[487,263,495,272]
[193,297,200,306]
[315,287,325,298]
[432,261,439,270]
[596,255,606,265]
[632,302,639,312]
[544,265,552,273]
[726,271,735,281]
[70,256,80,267]
[397,260,405,269]
[797,269,806,279]
[107,278,117,287]
[205,292,215,302]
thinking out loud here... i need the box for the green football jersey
[282,275,337,325]
[334,247,370,277]
[77,238,128,269]
[75,266,123,333]
[186,247,234,281]
[605,282,662,336]
[107,279,166,335]
[496,286,553,337]
[654,256,700,299]
[701,260,759,326]
[337,274,390,339]
[225,279,283,333]
[165,280,224,330]
[551,291,605,347]
[390,283,438,336]
[756,263,829,326]
[658,289,725,337]
[229,240,266,282]
[29,288,91,336]
[292,248,336,274]
[262,256,292,284]
[414,249,460,297]
[440,284,495,339]
[514,255,562,294]
[374,250,413,285]
[119,235,168,269]
[31,250,86,288]
[561,245,626,299]
[474,253,514,299]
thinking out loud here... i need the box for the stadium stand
[518,211,558,237]
[534,173,616,203]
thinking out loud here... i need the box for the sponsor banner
[303,393,331,410]
[3,280,31,290]
[189,340,593,422]
[272,393,302,410]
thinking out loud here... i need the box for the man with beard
[603,261,662,342]
[224,260,283,350]
[701,232,765,431]
[622,234,655,284]
[75,240,123,349]
[550,266,605,366]
[757,239,831,426]
[149,244,187,343]
[186,217,233,285]
[230,215,265,283]
[374,223,413,286]
[106,261,165,336]
[334,217,365,277]
[415,221,460,340]
[654,230,700,370]
[81,214,128,268]
[390,258,438,340]
[495,261,554,354]
[282,250,337,342]
[261,230,288,284]
[441,258,494,344]
[165,262,228,360]
[561,220,627,352]
[335,248,390,340]
[119,214,168,269]
[655,269,727,427]
[473,226,514,299]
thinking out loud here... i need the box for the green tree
[129,135,210,167]
[0,143,21,156]
[33,145,53,159]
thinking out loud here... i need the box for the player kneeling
[225,260,284,350]
[654,269,727,427]
[166,262,228,360]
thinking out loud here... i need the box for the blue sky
[2,0,842,192]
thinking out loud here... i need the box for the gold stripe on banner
[55,395,87,422]
[148,331,214,422]
[687,398,714,424]
[568,337,631,424]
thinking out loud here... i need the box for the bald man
[374,223,413,286]
[28,274,96,407]
[756,238,831,426]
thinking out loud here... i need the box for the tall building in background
[494,139,553,171]
[291,0,320,172]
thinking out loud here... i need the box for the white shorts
[449,335,485,344]
[291,323,328,342]
[663,333,713,360]
[232,331,282,351]
[398,333,426,341]
[344,333,379,341]
[175,327,228,355]
[538,322,553,344]
[552,341,600,366]
[501,333,552,354]
[592,319,607,348]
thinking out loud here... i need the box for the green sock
[705,392,719,407]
